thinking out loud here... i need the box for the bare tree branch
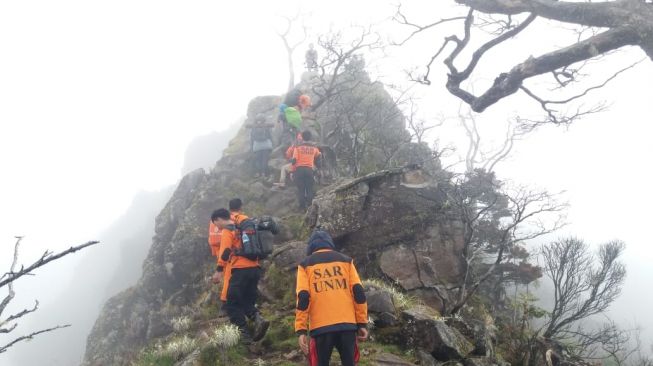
[0,324,70,354]
[0,241,99,289]
[395,0,652,121]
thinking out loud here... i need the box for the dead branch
[0,241,99,289]
[0,324,70,354]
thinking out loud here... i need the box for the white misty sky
[1,0,652,361]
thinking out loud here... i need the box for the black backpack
[235,216,279,260]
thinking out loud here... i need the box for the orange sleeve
[295,265,310,334]
[349,261,368,327]
[217,227,235,272]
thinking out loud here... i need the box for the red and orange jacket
[295,231,368,336]
[217,213,260,270]
[292,143,321,169]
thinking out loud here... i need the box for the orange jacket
[208,221,222,258]
[292,144,321,169]
[295,232,367,336]
[215,212,248,272]
[218,214,260,270]
[298,95,312,111]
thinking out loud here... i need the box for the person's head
[301,130,312,142]
[211,208,231,228]
[229,198,243,212]
[307,230,335,255]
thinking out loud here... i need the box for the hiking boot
[252,313,270,342]
[240,329,254,345]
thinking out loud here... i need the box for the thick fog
[1,1,652,365]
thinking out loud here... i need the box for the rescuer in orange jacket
[292,131,321,210]
[295,230,369,366]
[212,199,249,303]
[212,207,269,344]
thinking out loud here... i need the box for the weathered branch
[0,324,70,354]
[0,241,99,289]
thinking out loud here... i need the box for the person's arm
[217,227,234,272]
[295,265,311,335]
[291,146,299,165]
[349,260,368,331]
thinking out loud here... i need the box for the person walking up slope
[292,130,321,210]
[213,208,269,344]
[295,230,369,366]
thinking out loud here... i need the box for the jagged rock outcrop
[306,166,464,310]
[83,69,464,365]
[402,307,474,361]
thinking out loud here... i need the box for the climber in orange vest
[295,230,368,366]
[213,204,269,344]
[292,130,321,210]
[274,134,304,189]
[212,198,247,303]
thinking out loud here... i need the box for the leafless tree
[0,236,99,354]
[541,238,626,339]
[458,106,531,174]
[394,1,651,125]
[276,13,308,91]
[508,237,629,365]
[438,172,567,316]
[310,27,383,111]
[405,98,441,145]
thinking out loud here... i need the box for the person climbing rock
[295,230,368,366]
[298,94,312,113]
[273,134,304,189]
[212,198,249,307]
[213,208,270,344]
[305,43,318,71]
[292,130,321,210]
[249,114,273,178]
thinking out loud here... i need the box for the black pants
[253,149,271,176]
[314,331,357,366]
[295,166,314,209]
[224,267,261,330]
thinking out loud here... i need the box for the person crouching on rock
[295,230,369,366]
[212,208,269,344]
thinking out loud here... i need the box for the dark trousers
[253,149,271,176]
[295,166,315,209]
[314,331,357,366]
[224,267,261,330]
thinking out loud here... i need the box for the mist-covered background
[1,1,651,365]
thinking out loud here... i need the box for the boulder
[373,353,415,366]
[270,241,306,271]
[402,307,474,361]
[463,357,500,366]
[416,350,440,366]
[367,288,396,314]
[375,312,400,327]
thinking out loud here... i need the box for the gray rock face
[83,74,461,365]
[402,307,474,361]
[307,167,465,311]
[366,288,396,315]
[416,350,440,366]
[270,241,306,270]
[373,352,415,366]
[463,357,500,366]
